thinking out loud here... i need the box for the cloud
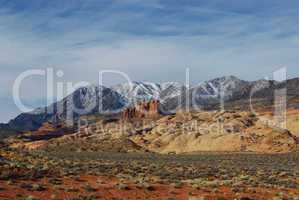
[0,0,299,122]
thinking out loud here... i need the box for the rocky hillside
[131,111,299,153]
[0,124,18,139]
[6,109,299,154]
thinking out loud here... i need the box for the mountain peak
[210,75,242,83]
[7,76,299,132]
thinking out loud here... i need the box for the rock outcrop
[122,100,160,121]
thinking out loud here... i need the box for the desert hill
[5,103,299,154]
[131,110,298,153]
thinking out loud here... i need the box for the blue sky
[1,0,299,122]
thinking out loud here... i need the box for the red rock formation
[122,100,160,121]
[36,122,56,134]
[22,122,74,141]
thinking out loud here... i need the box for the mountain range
[3,75,299,133]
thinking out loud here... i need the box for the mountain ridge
[3,75,299,133]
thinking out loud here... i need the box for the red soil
[0,175,298,200]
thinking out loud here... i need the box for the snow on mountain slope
[113,82,157,102]
[7,76,279,131]
[31,85,128,115]
[160,82,185,99]
[160,76,276,112]
[9,85,128,131]
[192,76,250,100]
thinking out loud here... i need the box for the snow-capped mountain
[9,85,128,131]
[112,81,185,104]
[32,85,128,116]
[191,76,249,100]
[6,75,291,132]
[9,82,187,131]
[251,79,275,93]
[160,76,278,112]
[112,81,162,104]
[160,82,185,100]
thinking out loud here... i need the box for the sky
[0,0,299,122]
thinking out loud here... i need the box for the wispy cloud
[0,0,299,122]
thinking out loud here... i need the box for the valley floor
[0,150,299,200]
[1,109,299,199]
